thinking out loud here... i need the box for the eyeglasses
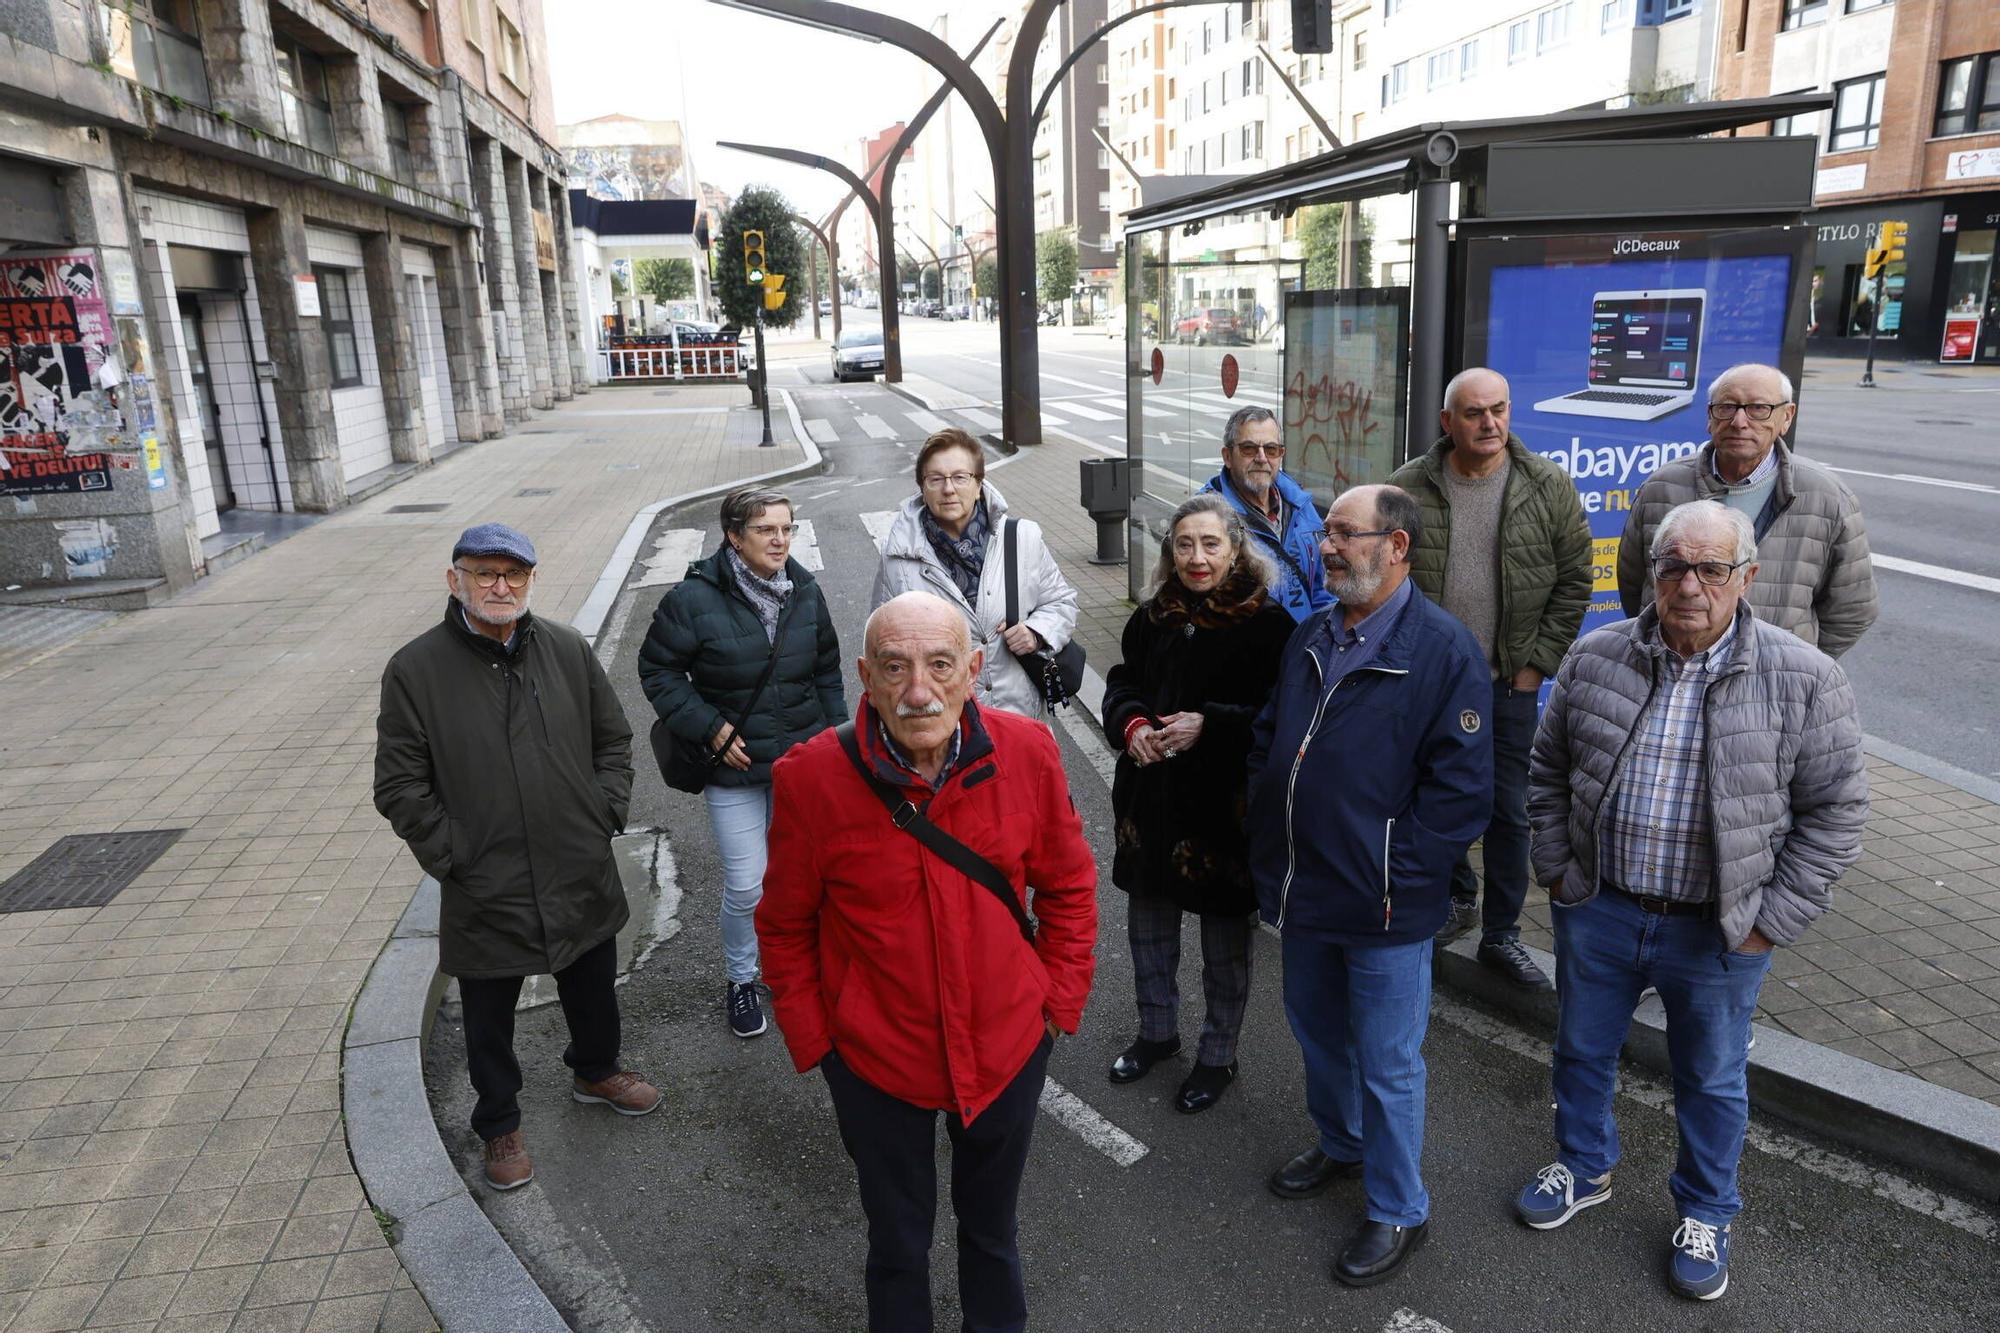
[454,565,532,588]
[745,523,799,539]
[921,472,979,492]
[1706,402,1787,422]
[1321,527,1394,545]
[1651,557,1748,586]
[1229,442,1285,458]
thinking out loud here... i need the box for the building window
[1097,147,1111,167]
[275,35,336,156]
[1390,61,1410,102]
[1384,0,1403,16]
[1844,0,1892,11]
[1240,121,1264,158]
[1537,2,1574,54]
[1602,0,1631,32]
[1460,39,1479,78]
[496,13,528,89]
[461,0,486,49]
[1097,64,1109,83]
[1508,20,1531,63]
[383,98,415,179]
[315,268,362,388]
[1829,72,1885,150]
[1660,0,1695,17]
[1354,32,1367,69]
[1427,51,1455,90]
[1936,53,2000,136]
[1772,104,1821,142]
[1781,0,1827,30]
[113,1,212,108]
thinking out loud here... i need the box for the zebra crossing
[786,388,1258,450]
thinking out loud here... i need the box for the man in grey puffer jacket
[1617,363,1877,658]
[1516,501,1867,1304]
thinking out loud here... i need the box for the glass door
[178,294,233,511]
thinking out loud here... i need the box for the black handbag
[833,722,1035,943]
[650,594,797,795]
[1002,518,1085,709]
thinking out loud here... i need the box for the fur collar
[1148,562,1271,628]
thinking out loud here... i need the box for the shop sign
[1941,316,1980,362]
[532,210,557,272]
[1944,148,2000,183]
[1814,164,1867,197]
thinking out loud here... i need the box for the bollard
[1079,456,1131,565]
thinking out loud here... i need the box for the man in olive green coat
[374,523,659,1193]
[1388,369,1591,989]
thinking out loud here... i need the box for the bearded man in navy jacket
[1246,483,1493,1288]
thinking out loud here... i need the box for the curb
[342,398,828,1330]
[1069,682,2000,1202]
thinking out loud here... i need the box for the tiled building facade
[0,0,584,600]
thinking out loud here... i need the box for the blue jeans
[1449,680,1538,943]
[1281,931,1433,1227]
[1551,890,1772,1225]
[704,783,774,984]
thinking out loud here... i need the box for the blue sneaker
[1667,1217,1730,1300]
[1515,1162,1613,1229]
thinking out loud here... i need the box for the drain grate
[516,487,557,497]
[0,830,186,913]
[387,503,451,514]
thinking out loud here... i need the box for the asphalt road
[425,387,2000,1331]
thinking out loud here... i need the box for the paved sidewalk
[995,427,2000,1110]
[0,384,800,1332]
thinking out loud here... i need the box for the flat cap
[451,522,537,567]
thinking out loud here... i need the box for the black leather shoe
[1478,937,1553,990]
[1332,1219,1429,1287]
[1267,1146,1364,1199]
[1174,1061,1236,1114]
[1435,898,1478,943]
[1108,1036,1181,1084]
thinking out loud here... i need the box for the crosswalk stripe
[904,409,951,433]
[1039,409,1067,426]
[957,407,1003,431]
[804,418,838,444]
[855,413,898,440]
[792,519,824,572]
[1185,391,1246,409]
[1055,400,1121,422]
[860,510,898,547]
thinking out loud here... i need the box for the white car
[831,328,885,382]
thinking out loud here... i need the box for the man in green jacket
[375,523,659,1193]
[1388,369,1592,988]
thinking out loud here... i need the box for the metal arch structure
[901,232,946,307]
[790,213,835,341]
[1030,0,1262,128]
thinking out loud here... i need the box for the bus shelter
[1119,94,1828,629]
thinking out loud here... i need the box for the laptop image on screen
[1533,289,1707,422]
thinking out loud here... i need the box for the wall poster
[0,251,117,497]
[1278,286,1410,504]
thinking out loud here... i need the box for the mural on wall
[565,143,691,201]
[0,252,118,498]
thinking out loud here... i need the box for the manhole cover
[0,830,185,913]
[387,503,450,513]
[516,487,557,497]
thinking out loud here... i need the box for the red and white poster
[1941,315,1980,363]
[0,251,117,497]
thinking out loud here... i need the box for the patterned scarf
[725,544,793,643]
[920,498,990,603]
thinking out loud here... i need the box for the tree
[635,257,694,303]
[919,264,941,301]
[974,252,998,302]
[714,185,806,328]
[1296,204,1376,290]
[1036,228,1078,307]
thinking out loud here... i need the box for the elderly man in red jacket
[759,590,1097,1333]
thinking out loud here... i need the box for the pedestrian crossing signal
[743,230,767,285]
[1865,220,1907,280]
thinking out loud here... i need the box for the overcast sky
[544,1,1014,216]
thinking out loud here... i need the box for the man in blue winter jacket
[1203,406,1335,621]
[1247,484,1494,1288]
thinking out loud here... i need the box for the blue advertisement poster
[1461,225,1813,637]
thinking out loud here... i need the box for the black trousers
[822,1035,1053,1333]
[458,935,621,1141]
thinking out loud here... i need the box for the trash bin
[1078,457,1131,565]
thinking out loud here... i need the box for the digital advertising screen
[1460,225,1813,638]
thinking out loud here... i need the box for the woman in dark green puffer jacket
[638,487,845,1038]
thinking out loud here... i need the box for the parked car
[818,298,832,315]
[1174,307,1243,345]
[831,327,886,382]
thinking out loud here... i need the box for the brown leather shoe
[482,1129,533,1190]
[571,1070,663,1117]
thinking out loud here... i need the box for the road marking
[1039,369,1119,393]
[792,519,824,571]
[632,528,705,589]
[1039,1076,1148,1167]
[1872,554,2000,594]
[1382,1311,1454,1333]
[1039,408,1068,426]
[957,407,1003,431]
[860,510,898,547]
[1054,399,1121,422]
[804,418,839,444]
[1824,464,1999,495]
[553,407,734,417]
[904,408,951,433]
[1429,994,2000,1243]
[855,413,899,440]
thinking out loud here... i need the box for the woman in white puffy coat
[870,427,1081,720]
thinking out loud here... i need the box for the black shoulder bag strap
[833,722,1036,943]
[710,592,800,765]
[1003,516,1022,627]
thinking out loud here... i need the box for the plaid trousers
[1127,896,1254,1066]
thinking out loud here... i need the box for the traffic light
[742,229,767,284]
[761,273,786,312]
[1291,0,1333,55]
[1865,219,1908,280]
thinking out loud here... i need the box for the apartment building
[0,0,580,600]
[1719,0,2000,362]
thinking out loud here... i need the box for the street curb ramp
[341,393,825,1329]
